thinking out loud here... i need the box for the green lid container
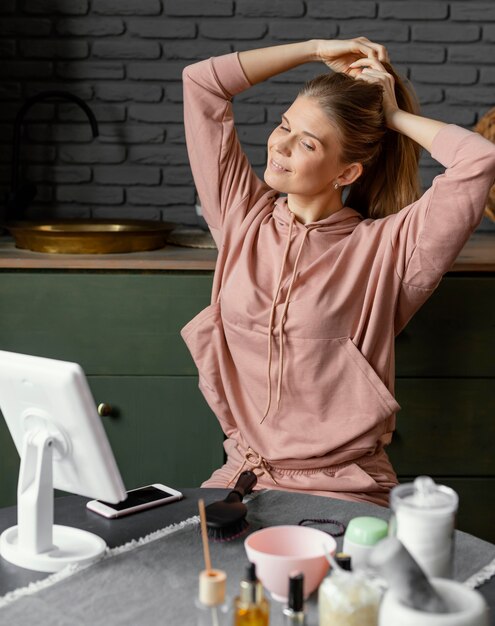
[344,516,388,546]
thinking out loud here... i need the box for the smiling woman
[264,97,352,223]
[181,38,495,507]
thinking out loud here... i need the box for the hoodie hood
[272,195,364,236]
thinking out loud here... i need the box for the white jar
[390,476,458,578]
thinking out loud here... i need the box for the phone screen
[98,486,176,511]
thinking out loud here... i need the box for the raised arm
[238,40,317,85]
[391,124,495,335]
[182,42,319,240]
[238,37,390,85]
[182,53,267,243]
[347,55,495,334]
[386,109,446,154]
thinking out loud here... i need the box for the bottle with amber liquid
[234,562,270,625]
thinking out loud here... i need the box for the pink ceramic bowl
[244,525,336,602]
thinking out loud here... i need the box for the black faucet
[6,90,99,222]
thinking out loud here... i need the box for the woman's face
[264,96,345,196]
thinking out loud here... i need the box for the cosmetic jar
[342,516,388,570]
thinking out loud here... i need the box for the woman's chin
[263,169,287,193]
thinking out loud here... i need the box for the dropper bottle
[234,562,270,625]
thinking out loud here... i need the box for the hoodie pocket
[180,302,236,434]
[340,337,401,415]
[262,333,400,456]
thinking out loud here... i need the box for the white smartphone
[86,483,183,519]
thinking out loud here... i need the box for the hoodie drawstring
[227,446,279,487]
[260,212,318,424]
[259,212,294,424]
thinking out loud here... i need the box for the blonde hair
[299,64,422,219]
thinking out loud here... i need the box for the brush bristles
[203,519,250,543]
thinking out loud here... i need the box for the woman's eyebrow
[281,114,323,144]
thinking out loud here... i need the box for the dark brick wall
[0,0,494,230]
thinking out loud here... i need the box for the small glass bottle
[194,568,231,626]
[234,562,270,626]
[282,571,306,625]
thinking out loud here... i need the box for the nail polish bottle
[282,571,306,625]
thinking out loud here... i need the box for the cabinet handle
[97,403,113,417]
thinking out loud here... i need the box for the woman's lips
[269,158,290,173]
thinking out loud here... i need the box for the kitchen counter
[0,231,493,271]
[0,235,217,270]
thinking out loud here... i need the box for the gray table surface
[0,488,494,625]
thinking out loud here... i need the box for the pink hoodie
[181,52,495,505]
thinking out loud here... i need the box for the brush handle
[225,471,257,503]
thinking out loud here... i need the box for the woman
[181,38,495,506]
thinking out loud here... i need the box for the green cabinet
[391,276,495,542]
[0,271,224,508]
[0,270,493,542]
[88,376,223,490]
[0,272,213,375]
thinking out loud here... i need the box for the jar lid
[344,516,388,546]
[391,476,458,512]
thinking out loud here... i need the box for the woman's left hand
[346,57,400,126]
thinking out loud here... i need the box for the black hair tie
[298,518,346,537]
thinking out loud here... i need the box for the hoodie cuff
[210,52,253,99]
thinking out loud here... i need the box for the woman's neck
[287,191,344,224]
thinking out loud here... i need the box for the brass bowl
[4,219,176,254]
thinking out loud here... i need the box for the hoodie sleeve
[182,52,270,244]
[390,124,495,336]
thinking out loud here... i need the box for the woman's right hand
[315,37,390,74]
